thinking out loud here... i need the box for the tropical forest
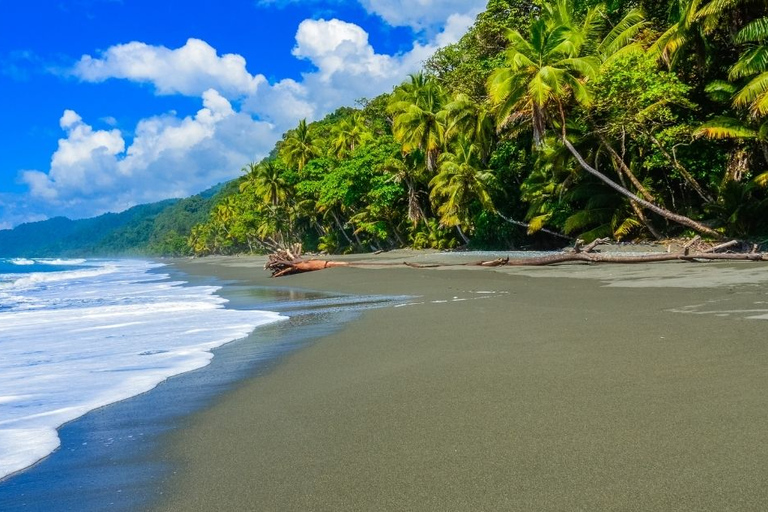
[106,0,768,255]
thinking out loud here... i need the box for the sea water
[0,258,285,480]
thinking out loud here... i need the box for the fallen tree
[265,239,767,277]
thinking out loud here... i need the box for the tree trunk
[331,210,355,246]
[456,225,471,245]
[613,163,663,240]
[598,134,655,202]
[562,137,724,240]
[497,213,572,240]
[647,133,713,203]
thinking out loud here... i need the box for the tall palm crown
[388,73,448,172]
[429,138,496,232]
[330,113,372,158]
[648,0,707,68]
[280,119,319,171]
[240,161,289,207]
[487,0,601,146]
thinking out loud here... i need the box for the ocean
[0,258,285,481]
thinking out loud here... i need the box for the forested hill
[0,184,230,257]
[6,0,768,257]
[186,0,768,256]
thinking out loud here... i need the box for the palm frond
[752,91,768,116]
[598,8,646,59]
[735,17,768,44]
[753,171,768,187]
[602,42,645,66]
[704,79,738,103]
[733,72,768,114]
[613,217,641,239]
[526,213,552,235]
[730,47,768,80]
[694,117,758,139]
[564,208,609,234]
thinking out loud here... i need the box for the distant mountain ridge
[0,183,230,257]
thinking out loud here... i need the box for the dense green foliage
[189,0,768,255]
[8,0,768,257]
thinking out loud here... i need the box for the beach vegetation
[105,0,768,255]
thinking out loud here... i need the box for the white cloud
[244,17,457,125]
[72,38,265,98]
[255,0,486,33]
[10,7,477,226]
[358,0,486,31]
[19,93,276,219]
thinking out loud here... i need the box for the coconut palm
[379,152,428,225]
[280,119,319,171]
[442,93,496,162]
[240,161,290,207]
[429,138,496,243]
[489,0,724,238]
[388,73,448,172]
[330,113,372,158]
[730,17,768,116]
[648,0,708,69]
[487,1,601,146]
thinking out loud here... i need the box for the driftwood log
[265,239,767,277]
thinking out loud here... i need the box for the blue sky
[0,0,486,229]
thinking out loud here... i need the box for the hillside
[0,183,228,257]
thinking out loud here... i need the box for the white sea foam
[34,258,87,266]
[0,259,285,480]
[9,258,34,266]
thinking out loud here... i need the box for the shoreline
[156,255,768,511]
[0,259,379,511]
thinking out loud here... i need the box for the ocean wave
[8,258,35,266]
[0,265,119,292]
[0,259,285,480]
[34,258,88,266]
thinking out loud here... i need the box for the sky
[0,0,487,230]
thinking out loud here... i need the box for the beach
[156,253,768,511]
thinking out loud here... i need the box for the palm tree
[487,2,601,146]
[429,138,496,243]
[330,113,372,158]
[648,0,707,69]
[240,161,290,207]
[489,0,724,238]
[695,18,768,184]
[442,93,495,162]
[388,73,448,172]
[379,152,428,225]
[280,119,319,171]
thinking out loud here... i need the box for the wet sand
[156,254,768,511]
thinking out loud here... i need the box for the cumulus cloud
[358,0,486,31]
[244,17,455,125]
[19,92,276,219]
[256,0,486,32]
[72,38,265,98]
[10,6,476,226]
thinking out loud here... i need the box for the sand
[155,253,768,511]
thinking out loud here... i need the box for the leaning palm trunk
[562,138,724,239]
[614,168,663,240]
[598,135,656,202]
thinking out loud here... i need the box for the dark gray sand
[157,254,768,511]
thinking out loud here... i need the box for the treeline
[189,0,768,255]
